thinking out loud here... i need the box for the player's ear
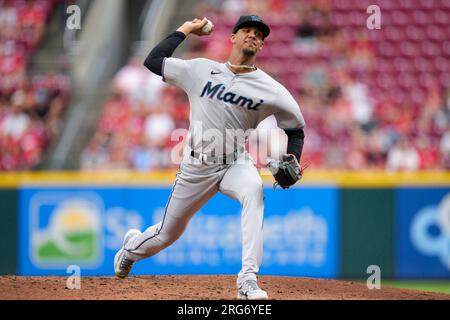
[231,33,236,44]
[258,40,264,50]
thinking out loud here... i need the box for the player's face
[231,26,264,56]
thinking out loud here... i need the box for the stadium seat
[398,72,418,89]
[419,0,439,9]
[391,89,408,105]
[375,57,395,72]
[366,29,383,41]
[376,73,396,89]
[421,41,442,56]
[273,27,295,43]
[376,0,396,10]
[442,40,450,55]
[410,88,427,105]
[412,10,432,25]
[432,10,449,25]
[434,56,450,72]
[426,25,447,41]
[405,25,426,41]
[439,72,450,87]
[419,72,437,88]
[332,0,352,11]
[400,41,421,57]
[390,10,410,25]
[414,56,433,72]
[393,57,414,72]
[330,11,348,28]
[385,28,405,41]
[399,0,416,9]
[376,41,397,57]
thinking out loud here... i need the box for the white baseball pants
[125,151,265,288]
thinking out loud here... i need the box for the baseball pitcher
[114,15,306,300]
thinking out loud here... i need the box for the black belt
[190,149,243,164]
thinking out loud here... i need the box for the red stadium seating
[0,0,70,170]
[83,0,450,171]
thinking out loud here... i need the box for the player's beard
[242,47,256,57]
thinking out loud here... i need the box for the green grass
[380,281,450,294]
[38,232,96,260]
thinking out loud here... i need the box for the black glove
[267,154,305,189]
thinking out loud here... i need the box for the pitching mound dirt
[0,275,449,300]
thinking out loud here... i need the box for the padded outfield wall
[0,171,449,279]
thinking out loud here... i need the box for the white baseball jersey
[163,57,306,155]
[124,56,306,291]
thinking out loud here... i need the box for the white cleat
[237,280,269,300]
[114,229,141,279]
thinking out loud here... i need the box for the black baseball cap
[232,15,270,39]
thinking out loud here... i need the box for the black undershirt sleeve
[283,128,305,162]
[143,31,187,76]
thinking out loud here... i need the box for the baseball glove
[267,154,307,189]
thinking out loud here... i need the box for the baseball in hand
[201,19,214,33]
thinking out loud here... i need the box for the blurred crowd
[81,57,186,171]
[83,0,450,171]
[0,0,70,170]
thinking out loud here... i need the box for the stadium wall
[0,171,449,279]
[0,188,18,274]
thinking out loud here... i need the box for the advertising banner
[19,186,339,277]
[396,187,450,278]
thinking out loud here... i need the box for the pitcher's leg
[125,170,220,261]
[219,157,265,289]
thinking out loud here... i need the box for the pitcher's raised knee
[240,177,263,200]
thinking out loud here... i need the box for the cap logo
[250,15,261,22]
